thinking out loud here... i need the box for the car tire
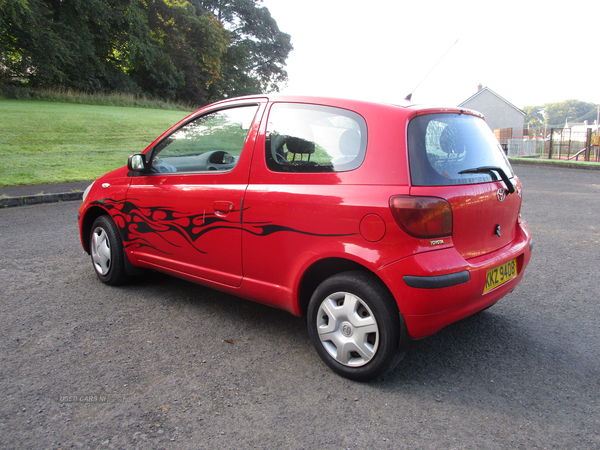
[307,271,405,381]
[90,215,129,286]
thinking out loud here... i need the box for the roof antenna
[404,39,459,102]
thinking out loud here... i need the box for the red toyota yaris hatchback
[78,95,532,381]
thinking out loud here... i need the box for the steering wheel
[151,158,176,173]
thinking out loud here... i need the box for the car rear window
[265,103,367,173]
[408,113,514,186]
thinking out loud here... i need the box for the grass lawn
[0,100,190,186]
[509,157,600,169]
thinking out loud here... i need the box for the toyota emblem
[341,323,353,337]
[497,188,506,202]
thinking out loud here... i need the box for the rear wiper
[458,166,515,194]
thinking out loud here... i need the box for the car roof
[207,94,484,120]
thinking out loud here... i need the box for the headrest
[439,126,465,154]
[339,129,361,156]
[285,136,315,155]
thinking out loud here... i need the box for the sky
[260,0,600,110]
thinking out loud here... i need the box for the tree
[127,0,229,104]
[0,0,292,105]
[200,0,293,100]
[523,105,544,128]
[0,0,136,91]
[520,100,598,129]
[543,100,598,127]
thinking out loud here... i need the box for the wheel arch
[81,206,112,254]
[297,257,395,319]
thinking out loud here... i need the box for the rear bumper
[377,223,532,339]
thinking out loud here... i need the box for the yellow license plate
[484,259,517,293]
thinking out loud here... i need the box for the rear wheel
[90,215,129,286]
[307,271,405,381]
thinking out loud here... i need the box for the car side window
[150,105,259,173]
[265,103,367,173]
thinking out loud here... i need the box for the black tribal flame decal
[92,198,355,255]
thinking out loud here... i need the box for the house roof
[569,123,599,131]
[458,87,526,116]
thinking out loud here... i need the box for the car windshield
[407,113,514,186]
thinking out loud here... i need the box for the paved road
[1,164,599,449]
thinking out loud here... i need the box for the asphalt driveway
[0,163,598,449]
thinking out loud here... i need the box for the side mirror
[128,154,147,172]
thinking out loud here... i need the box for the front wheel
[307,271,405,381]
[89,215,129,286]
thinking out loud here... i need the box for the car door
[125,102,264,287]
[241,102,371,310]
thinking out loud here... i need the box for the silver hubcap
[316,292,379,367]
[91,227,111,276]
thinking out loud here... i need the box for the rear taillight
[389,196,452,239]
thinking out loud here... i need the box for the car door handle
[213,201,234,215]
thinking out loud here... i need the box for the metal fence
[497,127,599,162]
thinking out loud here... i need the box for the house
[565,119,599,135]
[458,85,525,136]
